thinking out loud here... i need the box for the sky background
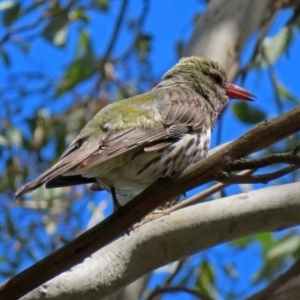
[1,1,300,299]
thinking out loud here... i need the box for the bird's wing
[15,88,207,197]
[78,88,207,170]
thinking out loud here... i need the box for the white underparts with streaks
[82,127,212,205]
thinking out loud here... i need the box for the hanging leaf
[255,27,293,67]
[93,0,110,12]
[69,7,89,23]
[275,82,299,104]
[55,55,97,97]
[134,33,152,61]
[55,30,96,96]
[42,13,69,47]
[76,29,94,57]
[4,126,23,147]
[195,259,216,299]
[231,102,266,124]
[268,236,300,259]
[1,1,21,27]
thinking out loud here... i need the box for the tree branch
[1,103,300,299]
[22,182,300,299]
[218,165,299,184]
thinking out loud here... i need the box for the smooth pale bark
[184,0,272,80]
[22,182,300,300]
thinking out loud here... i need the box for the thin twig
[238,1,281,80]
[224,153,300,172]
[91,0,129,96]
[121,0,150,61]
[218,165,300,184]
[102,0,129,63]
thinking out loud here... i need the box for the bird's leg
[110,187,122,213]
[110,187,131,236]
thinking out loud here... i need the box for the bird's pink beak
[225,83,256,101]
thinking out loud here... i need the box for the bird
[15,56,255,211]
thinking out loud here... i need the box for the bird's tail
[15,145,97,199]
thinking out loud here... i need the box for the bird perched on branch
[15,56,255,211]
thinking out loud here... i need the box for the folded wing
[15,87,207,198]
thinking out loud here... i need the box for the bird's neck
[155,78,227,127]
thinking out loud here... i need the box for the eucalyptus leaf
[1,1,21,26]
[275,82,299,103]
[76,29,94,57]
[255,27,293,67]
[93,0,109,12]
[42,13,69,47]
[195,260,217,299]
[4,126,23,147]
[231,102,266,124]
[135,33,152,61]
[55,55,97,97]
[267,236,300,259]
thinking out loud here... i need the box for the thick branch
[1,104,300,300]
[22,182,300,300]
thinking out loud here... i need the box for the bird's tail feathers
[14,146,97,199]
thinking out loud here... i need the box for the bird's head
[162,56,255,112]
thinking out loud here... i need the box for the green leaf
[55,29,96,96]
[45,219,57,236]
[0,135,9,146]
[4,126,23,147]
[76,29,94,57]
[70,7,89,23]
[0,1,17,10]
[268,236,300,259]
[93,0,109,12]
[55,55,97,97]
[42,13,69,47]
[255,232,275,253]
[255,27,293,67]
[231,102,266,124]
[252,233,293,284]
[275,82,299,104]
[1,1,21,26]
[134,33,152,61]
[195,260,216,299]
[230,236,251,248]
